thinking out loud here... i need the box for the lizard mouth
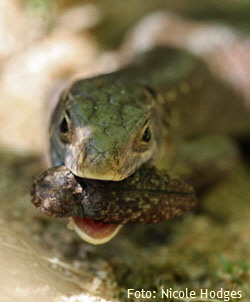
[67,171,124,245]
[68,217,122,245]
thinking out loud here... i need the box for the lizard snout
[73,146,129,181]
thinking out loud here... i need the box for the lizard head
[49,75,167,245]
[49,75,164,181]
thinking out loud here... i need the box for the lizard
[34,46,250,245]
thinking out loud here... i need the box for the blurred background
[0,1,250,301]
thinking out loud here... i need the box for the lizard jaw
[68,217,122,245]
[67,170,123,244]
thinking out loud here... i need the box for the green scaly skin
[49,47,250,183]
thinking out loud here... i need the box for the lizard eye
[59,111,71,143]
[60,117,69,134]
[141,126,151,143]
[133,121,153,152]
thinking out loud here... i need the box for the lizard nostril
[114,155,120,167]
